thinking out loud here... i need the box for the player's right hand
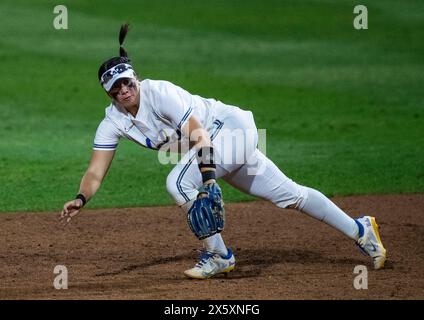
[59,199,84,227]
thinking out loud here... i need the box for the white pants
[166,107,307,210]
[166,107,359,243]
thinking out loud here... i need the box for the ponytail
[119,23,130,58]
[97,23,134,83]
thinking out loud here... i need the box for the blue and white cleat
[184,248,235,279]
[354,216,387,269]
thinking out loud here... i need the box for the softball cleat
[184,248,235,279]
[354,216,387,269]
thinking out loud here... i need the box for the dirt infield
[0,194,423,300]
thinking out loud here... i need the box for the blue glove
[187,182,225,240]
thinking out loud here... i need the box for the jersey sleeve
[152,81,194,130]
[93,118,121,151]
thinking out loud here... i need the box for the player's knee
[288,184,309,210]
[166,169,198,207]
[273,182,309,210]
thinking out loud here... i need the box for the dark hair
[98,23,131,81]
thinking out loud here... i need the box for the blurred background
[0,0,423,211]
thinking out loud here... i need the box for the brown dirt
[0,194,423,300]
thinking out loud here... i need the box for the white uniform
[94,79,304,208]
[93,79,359,242]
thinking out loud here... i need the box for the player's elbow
[84,170,104,185]
[190,126,211,149]
[184,116,211,147]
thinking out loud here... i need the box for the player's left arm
[181,116,216,185]
[153,81,217,186]
[182,115,225,239]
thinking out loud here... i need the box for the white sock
[202,233,228,256]
[299,187,359,240]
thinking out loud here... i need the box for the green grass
[0,0,423,211]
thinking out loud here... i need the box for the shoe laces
[196,250,216,267]
[356,237,366,247]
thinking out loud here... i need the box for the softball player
[60,25,387,279]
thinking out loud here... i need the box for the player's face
[109,78,139,107]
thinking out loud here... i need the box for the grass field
[0,0,423,212]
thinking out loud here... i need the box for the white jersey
[93,79,237,151]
